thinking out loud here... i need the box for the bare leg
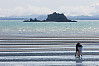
[78,51,80,57]
[75,51,77,56]
[79,51,83,57]
[81,51,82,56]
[75,53,76,56]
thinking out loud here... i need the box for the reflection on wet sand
[0,35,99,65]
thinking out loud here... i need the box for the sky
[0,0,99,17]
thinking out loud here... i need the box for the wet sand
[0,35,99,66]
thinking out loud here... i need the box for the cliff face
[46,12,71,22]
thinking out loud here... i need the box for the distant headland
[23,12,77,22]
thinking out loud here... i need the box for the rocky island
[23,12,77,22]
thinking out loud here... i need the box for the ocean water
[0,20,99,37]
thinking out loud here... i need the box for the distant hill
[0,14,39,20]
[36,15,47,20]
[0,17,26,20]
[0,15,99,20]
[67,15,99,20]
[9,14,39,18]
[36,15,99,20]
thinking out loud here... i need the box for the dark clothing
[76,44,79,51]
[79,45,83,47]
[75,43,83,57]
[76,44,83,51]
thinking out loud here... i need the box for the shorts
[78,47,82,51]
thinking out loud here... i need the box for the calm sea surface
[0,20,99,37]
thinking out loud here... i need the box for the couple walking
[75,43,83,57]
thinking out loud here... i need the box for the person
[75,43,83,57]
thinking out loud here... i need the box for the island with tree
[23,12,77,22]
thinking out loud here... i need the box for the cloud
[0,3,99,17]
[56,3,99,16]
[0,6,54,17]
[32,0,42,2]
[25,5,54,15]
[57,6,94,16]
[92,3,99,8]
[91,3,99,15]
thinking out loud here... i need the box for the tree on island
[46,12,71,22]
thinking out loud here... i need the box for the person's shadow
[75,57,83,66]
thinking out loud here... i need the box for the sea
[0,20,99,66]
[0,20,99,37]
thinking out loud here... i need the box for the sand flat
[0,35,99,65]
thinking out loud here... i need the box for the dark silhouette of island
[23,12,77,22]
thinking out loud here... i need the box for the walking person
[75,43,83,57]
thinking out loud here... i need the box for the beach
[0,20,99,65]
[0,35,99,66]
[0,0,99,65]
